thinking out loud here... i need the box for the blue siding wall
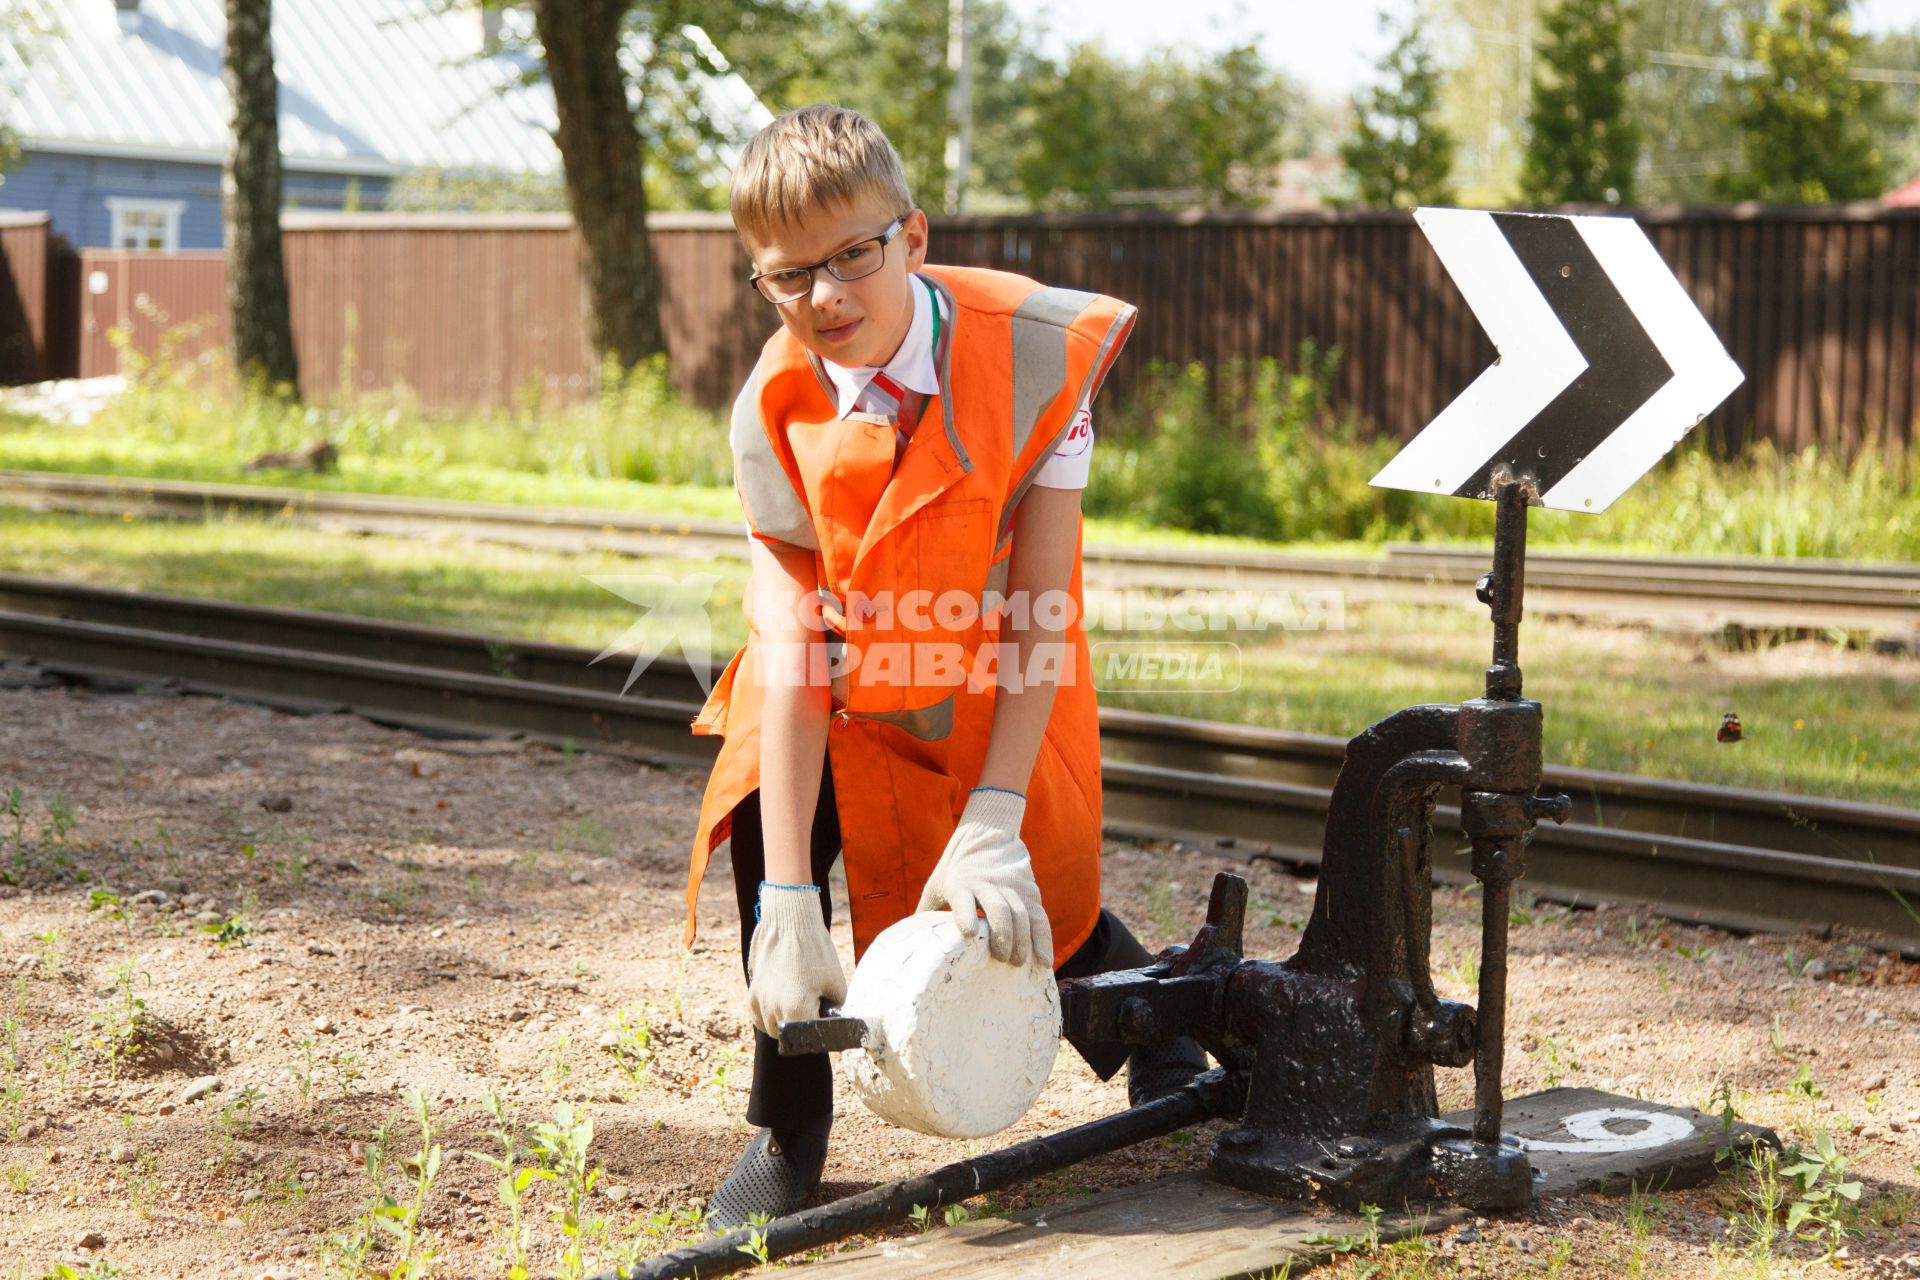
[0,151,390,249]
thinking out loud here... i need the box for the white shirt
[822,274,1094,490]
[742,276,1095,544]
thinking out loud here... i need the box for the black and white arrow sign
[1371,209,1743,513]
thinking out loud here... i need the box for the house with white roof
[0,0,765,250]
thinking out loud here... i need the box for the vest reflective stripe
[852,694,956,742]
[996,297,1137,557]
[1009,286,1098,458]
[731,367,818,551]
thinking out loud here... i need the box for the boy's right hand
[747,883,848,1040]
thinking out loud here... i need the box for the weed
[1782,945,1814,979]
[32,929,60,977]
[369,872,424,915]
[272,853,307,893]
[527,1102,604,1280]
[2,786,24,875]
[0,1009,22,1140]
[212,1085,264,1169]
[1508,890,1544,927]
[38,1262,130,1279]
[86,889,126,923]
[1146,873,1179,944]
[1545,1236,1576,1277]
[288,1037,317,1113]
[943,1203,971,1227]
[1259,898,1306,930]
[1767,1015,1790,1061]
[3,1165,28,1193]
[118,1147,161,1219]
[1306,1200,1385,1256]
[319,1117,394,1278]
[554,813,615,858]
[1707,1080,1751,1162]
[707,1046,744,1107]
[1438,946,1479,992]
[469,1092,533,1279]
[1781,1130,1862,1260]
[333,1051,365,1100]
[907,1203,932,1233]
[735,1212,773,1263]
[89,957,148,1077]
[1622,911,1656,947]
[601,1006,653,1098]
[42,794,74,857]
[379,1089,444,1277]
[1624,1181,1662,1279]
[542,1031,574,1094]
[1677,942,1718,961]
[49,1032,82,1096]
[201,910,250,948]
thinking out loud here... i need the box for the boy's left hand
[916,788,1053,968]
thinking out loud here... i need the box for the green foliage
[527,1103,604,1280]
[1521,0,1644,204]
[89,958,148,1078]
[1715,0,1890,202]
[1780,1130,1862,1257]
[727,1,1299,212]
[1017,42,1297,210]
[1341,12,1457,208]
[1086,347,1411,543]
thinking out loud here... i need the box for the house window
[106,198,186,251]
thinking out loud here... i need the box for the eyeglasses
[747,216,907,304]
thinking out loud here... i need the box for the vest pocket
[914,497,994,638]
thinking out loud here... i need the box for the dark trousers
[728,769,1156,1132]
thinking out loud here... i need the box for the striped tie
[866,371,924,467]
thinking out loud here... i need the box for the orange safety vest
[682,264,1137,966]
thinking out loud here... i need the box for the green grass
[3,504,1913,807]
[5,341,1918,562]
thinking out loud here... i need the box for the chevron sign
[1371,209,1744,514]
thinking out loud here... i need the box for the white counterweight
[837,911,1061,1139]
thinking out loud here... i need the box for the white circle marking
[1518,1107,1694,1154]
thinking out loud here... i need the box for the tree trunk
[533,0,667,372]
[222,0,298,395]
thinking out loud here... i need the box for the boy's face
[744,195,929,369]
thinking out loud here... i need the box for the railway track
[0,571,1912,952]
[4,468,1916,633]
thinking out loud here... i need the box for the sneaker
[1126,1036,1209,1107]
[704,1122,830,1231]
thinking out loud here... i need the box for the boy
[681,104,1205,1228]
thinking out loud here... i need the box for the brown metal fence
[10,205,1920,452]
[0,213,60,383]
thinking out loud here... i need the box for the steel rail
[3,468,1915,630]
[0,572,1913,950]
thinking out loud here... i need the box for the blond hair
[730,104,914,245]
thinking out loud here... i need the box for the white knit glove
[746,883,848,1040]
[915,788,1054,969]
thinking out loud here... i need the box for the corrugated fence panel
[21,206,1920,451]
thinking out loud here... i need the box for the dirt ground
[0,677,1914,1279]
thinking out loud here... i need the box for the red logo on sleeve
[1057,407,1093,457]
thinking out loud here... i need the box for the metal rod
[1485,479,1532,701]
[603,1070,1246,1280]
[1472,872,1512,1145]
